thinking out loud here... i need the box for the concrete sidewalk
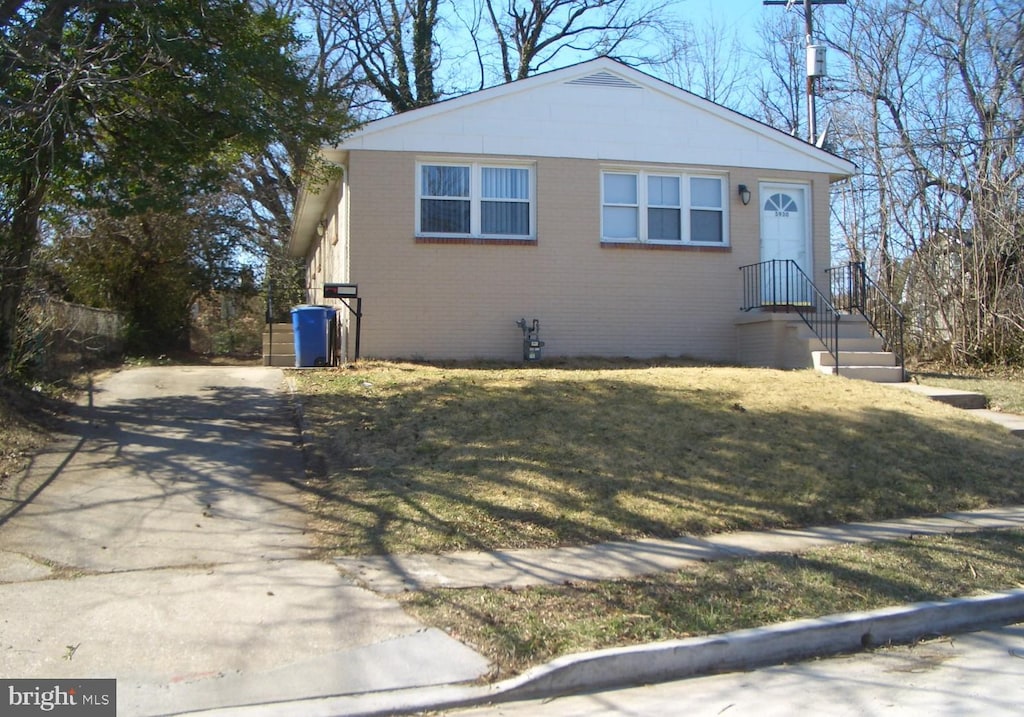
[182,504,1024,717]
[182,590,1024,717]
[0,366,488,717]
[335,506,1024,593]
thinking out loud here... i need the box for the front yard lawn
[292,360,1024,557]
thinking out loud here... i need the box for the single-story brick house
[288,56,871,369]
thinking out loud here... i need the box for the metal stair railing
[740,259,842,374]
[827,262,906,381]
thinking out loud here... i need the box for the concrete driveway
[0,366,488,716]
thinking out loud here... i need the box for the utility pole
[764,0,847,144]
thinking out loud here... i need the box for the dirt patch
[0,380,74,498]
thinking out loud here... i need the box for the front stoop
[735,312,906,382]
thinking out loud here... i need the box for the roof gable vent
[566,71,641,90]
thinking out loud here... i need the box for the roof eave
[288,149,347,258]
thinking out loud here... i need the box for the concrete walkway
[335,506,1024,593]
[0,366,488,717]
[885,382,1024,437]
[183,590,1024,717]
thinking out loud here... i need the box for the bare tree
[318,0,443,113]
[826,0,1024,365]
[481,0,672,83]
[319,0,677,115]
[752,11,806,137]
[661,7,750,107]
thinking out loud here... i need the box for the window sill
[600,241,730,252]
[415,236,538,246]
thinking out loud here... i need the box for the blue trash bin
[291,305,334,367]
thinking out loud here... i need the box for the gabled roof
[290,57,855,256]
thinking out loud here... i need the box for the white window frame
[600,168,729,246]
[416,160,536,239]
[601,172,640,241]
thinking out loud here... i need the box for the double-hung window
[689,177,724,243]
[418,162,534,239]
[602,173,639,240]
[420,165,470,234]
[601,170,726,245]
[647,175,681,240]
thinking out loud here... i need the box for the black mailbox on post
[323,283,358,299]
[322,284,362,361]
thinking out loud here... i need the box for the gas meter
[515,318,544,361]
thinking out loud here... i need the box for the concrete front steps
[803,315,906,383]
[813,354,905,383]
[262,322,295,367]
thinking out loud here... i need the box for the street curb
[182,589,1024,716]
[490,588,1024,703]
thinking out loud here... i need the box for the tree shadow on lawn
[0,379,311,567]
[396,529,1024,678]
[297,369,1024,556]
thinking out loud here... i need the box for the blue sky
[683,0,773,31]
[680,0,787,45]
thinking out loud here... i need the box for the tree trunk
[0,172,49,373]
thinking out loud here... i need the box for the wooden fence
[19,293,124,377]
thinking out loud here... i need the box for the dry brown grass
[292,360,1024,556]
[398,529,1024,679]
[910,363,1024,413]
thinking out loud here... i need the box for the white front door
[759,183,811,305]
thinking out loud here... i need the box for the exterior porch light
[316,219,327,237]
[738,184,751,206]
